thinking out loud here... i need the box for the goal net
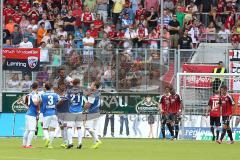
[176,73,240,140]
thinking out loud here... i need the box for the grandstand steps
[191,43,231,63]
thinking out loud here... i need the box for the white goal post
[176,73,240,140]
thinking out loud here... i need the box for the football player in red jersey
[217,85,236,144]
[169,88,182,139]
[207,91,221,141]
[159,86,174,140]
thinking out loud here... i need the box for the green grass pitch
[0,138,239,160]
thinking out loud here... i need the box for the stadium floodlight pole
[160,0,163,77]
[0,0,3,112]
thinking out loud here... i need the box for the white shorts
[25,115,37,131]
[43,115,58,129]
[67,121,83,128]
[57,113,67,126]
[85,118,99,130]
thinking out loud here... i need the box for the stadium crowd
[2,0,240,91]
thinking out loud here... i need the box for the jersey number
[70,94,81,103]
[47,95,55,108]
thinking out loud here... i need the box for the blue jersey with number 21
[41,91,60,117]
[67,87,83,113]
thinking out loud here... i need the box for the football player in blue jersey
[84,81,102,149]
[40,82,61,148]
[56,82,69,148]
[22,82,40,148]
[65,79,84,149]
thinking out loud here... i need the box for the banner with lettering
[3,48,40,71]
[229,49,240,91]
[182,64,217,88]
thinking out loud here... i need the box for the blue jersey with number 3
[66,87,83,113]
[41,91,60,117]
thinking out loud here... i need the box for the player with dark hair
[217,85,236,144]
[207,90,221,141]
[159,86,175,140]
[169,88,182,139]
[40,82,61,148]
[65,78,84,149]
[22,82,40,148]
[84,81,102,149]
[55,82,69,148]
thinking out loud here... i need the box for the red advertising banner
[182,64,218,88]
[3,48,40,71]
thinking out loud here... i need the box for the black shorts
[161,113,169,124]
[168,113,181,123]
[222,116,230,126]
[210,116,221,126]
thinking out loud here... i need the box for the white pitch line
[1,157,56,160]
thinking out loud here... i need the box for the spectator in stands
[122,13,134,29]
[178,29,193,49]
[98,32,113,62]
[3,4,15,24]
[39,41,50,63]
[94,13,104,31]
[176,5,185,29]
[144,0,159,11]
[37,22,46,46]
[63,10,76,35]
[59,35,67,48]
[11,25,23,46]
[136,24,148,48]
[38,13,52,30]
[186,1,198,14]
[168,14,180,49]
[217,26,231,43]
[163,0,175,11]
[160,27,170,65]
[200,0,212,26]
[27,19,38,34]
[83,31,95,64]
[82,7,95,33]
[188,22,200,48]
[7,73,21,89]
[124,25,138,50]
[149,28,159,53]
[74,27,84,48]
[20,74,32,91]
[130,0,139,15]
[162,9,172,27]
[135,14,148,27]
[206,22,216,43]
[84,0,97,12]
[147,7,158,31]
[96,0,108,23]
[54,14,64,32]
[24,26,36,48]
[5,18,15,33]
[72,3,82,30]
[19,36,33,48]
[20,15,30,33]
[57,26,68,40]
[27,4,39,22]
[102,64,116,88]
[42,29,55,48]
[112,0,125,25]
[135,3,147,21]
[225,12,235,30]
[12,8,22,24]
[231,26,239,48]
[3,27,11,44]
[3,39,13,48]
[120,2,134,21]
